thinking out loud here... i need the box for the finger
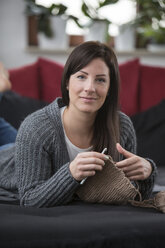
[77,151,109,161]
[116,143,134,158]
[80,170,96,179]
[120,165,140,175]
[77,157,105,166]
[125,169,142,178]
[116,156,138,168]
[128,175,144,181]
[127,167,151,181]
[80,164,104,171]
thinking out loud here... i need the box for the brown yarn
[76,156,140,205]
[76,156,165,213]
[129,191,165,213]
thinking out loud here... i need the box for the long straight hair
[61,41,120,161]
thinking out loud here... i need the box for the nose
[84,78,96,93]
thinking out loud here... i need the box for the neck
[63,107,96,148]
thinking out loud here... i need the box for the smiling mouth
[80,96,97,101]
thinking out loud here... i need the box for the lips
[80,96,97,100]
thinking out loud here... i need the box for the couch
[0,57,165,248]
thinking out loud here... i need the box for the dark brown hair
[61,41,120,160]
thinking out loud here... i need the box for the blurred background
[0,0,165,68]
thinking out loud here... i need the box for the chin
[78,105,100,114]
[75,100,104,114]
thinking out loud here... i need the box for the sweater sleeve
[119,112,157,200]
[15,110,79,207]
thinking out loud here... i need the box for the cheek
[99,80,110,97]
[99,87,109,98]
[67,80,74,93]
[68,83,81,100]
[105,82,110,97]
[68,80,83,94]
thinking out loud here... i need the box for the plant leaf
[99,0,119,8]
[81,2,92,18]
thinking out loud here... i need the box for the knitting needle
[102,148,107,155]
[80,148,107,185]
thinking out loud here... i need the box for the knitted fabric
[77,156,165,213]
[76,156,140,204]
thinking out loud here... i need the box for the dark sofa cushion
[1,202,165,248]
[131,100,165,167]
[0,91,48,129]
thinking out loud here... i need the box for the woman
[0,41,157,207]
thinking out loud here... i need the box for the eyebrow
[80,70,107,77]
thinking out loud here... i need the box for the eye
[96,78,106,83]
[77,75,86,80]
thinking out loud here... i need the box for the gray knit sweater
[0,98,157,207]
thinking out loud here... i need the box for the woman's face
[67,58,110,115]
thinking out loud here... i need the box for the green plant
[79,0,119,42]
[138,26,165,45]
[133,0,165,47]
[25,0,81,38]
[81,0,119,23]
[25,0,68,38]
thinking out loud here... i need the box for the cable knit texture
[0,98,157,207]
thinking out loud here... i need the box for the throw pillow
[38,57,64,103]
[131,100,165,167]
[9,61,40,100]
[139,64,165,112]
[0,91,48,129]
[119,58,140,116]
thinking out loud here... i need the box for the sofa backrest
[9,61,40,99]
[9,57,165,117]
[38,57,63,103]
[9,58,64,103]
[119,58,140,116]
[139,64,165,113]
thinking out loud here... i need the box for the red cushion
[38,57,64,102]
[9,61,40,99]
[139,64,165,112]
[119,59,140,116]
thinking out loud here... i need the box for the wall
[0,0,32,68]
[0,0,165,69]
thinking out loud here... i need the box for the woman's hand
[69,151,108,182]
[116,143,152,181]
